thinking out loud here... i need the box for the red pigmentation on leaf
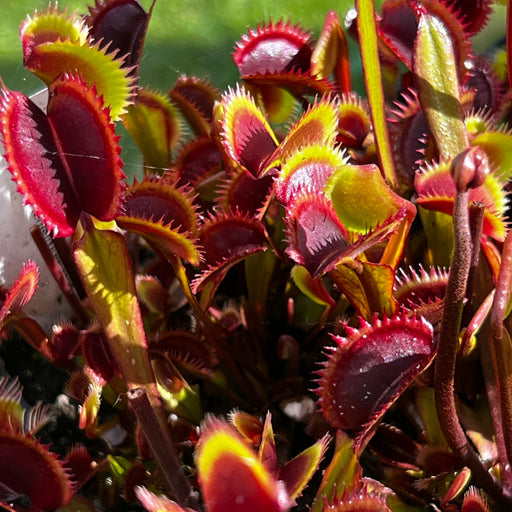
[196,416,289,512]
[0,261,39,328]
[0,75,125,237]
[285,192,350,278]
[316,313,435,435]
[0,89,80,237]
[47,74,125,222]
[0,434,73,510]
[85,0,152,72]
[170,76,221,134]
[233,20,312,77]
[192,211,268,293]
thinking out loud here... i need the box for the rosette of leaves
[2,0,512,511]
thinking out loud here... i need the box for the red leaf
[233,20,312,77]
[316,313,435,438]
[198,210,268,269]
[0,434,73,510]
[285,192,350,277]
[0,90,79,237]
[85,0,152,72]
[219,86,278,176]
[0,261,39,328]
[196,417,289,512]
[82,329,118,384]
[170,76,221,135]
[47,74,125,222]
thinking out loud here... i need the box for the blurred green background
[0,0,361,95]
[0,0,505,176]
[0,1,506,96]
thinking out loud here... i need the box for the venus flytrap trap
[2,0,512,511]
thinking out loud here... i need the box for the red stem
[488,230,512,469]
[30,224,89,327]
[434,186,512,506]
[128,387,199,509]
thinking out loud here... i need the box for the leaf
[219,85,278,176]
[316,313,435,440]
[217,169,274,219]
[169,76,221,135]
[279,434,330,502]
[73,218,154,390]
[0,377,24,434]
[192,210,268,293]
[291,265,335,307]
[230,411,264,445]
[311,10,351,93]
[329,261,398,319]
[150,330,218,378]
[175,135,223,187]
[136,486,193,512]
[196,416,289,512]
[23,39,134,120]
[0,434,74,510]
[259,412,279,477]
[412,9,468,159]
[82,329,117,384]
[0,75,125,237]
[116,175,201,265]
[320,488,392,511]
[242,71,336,101]
[85,0,153,72]
[325,162,417,268]
[275,144,347,205]
[415,159,507,241]
[233,20,312,77]
[471,131,512,183]
[336,93,371,149]
[0,261,39,328]
[48,322,82,366]
[441,467,472,507]
[394,266,448,310]
[356,0,399,189]
[20,3,88,59]
[461,486,492,512]
[284,192,350,277]
[123,88,183,171]
[326,163,414,233]
[311,431,362,512]
[442,0,493,35]
[268,96,339,172]
[47,74,125,222]
[0,89,80,237]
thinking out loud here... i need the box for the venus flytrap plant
[3,0,512,511]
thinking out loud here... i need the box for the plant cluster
[1,0,512,510]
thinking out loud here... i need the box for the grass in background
[0,0,359,176]
[0,0,358,94]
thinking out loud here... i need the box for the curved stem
[488,230,512,469]
[434,188,512,506]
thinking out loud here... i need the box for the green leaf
[356,0,398,190]
[123,88,183,171]
[73,218,154,390]
[291,265,335,307]
[413,10,467,159]
[279,434,330,502]
[329,261,397,319]
[311,430,362,512]
[325,163,416,268]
